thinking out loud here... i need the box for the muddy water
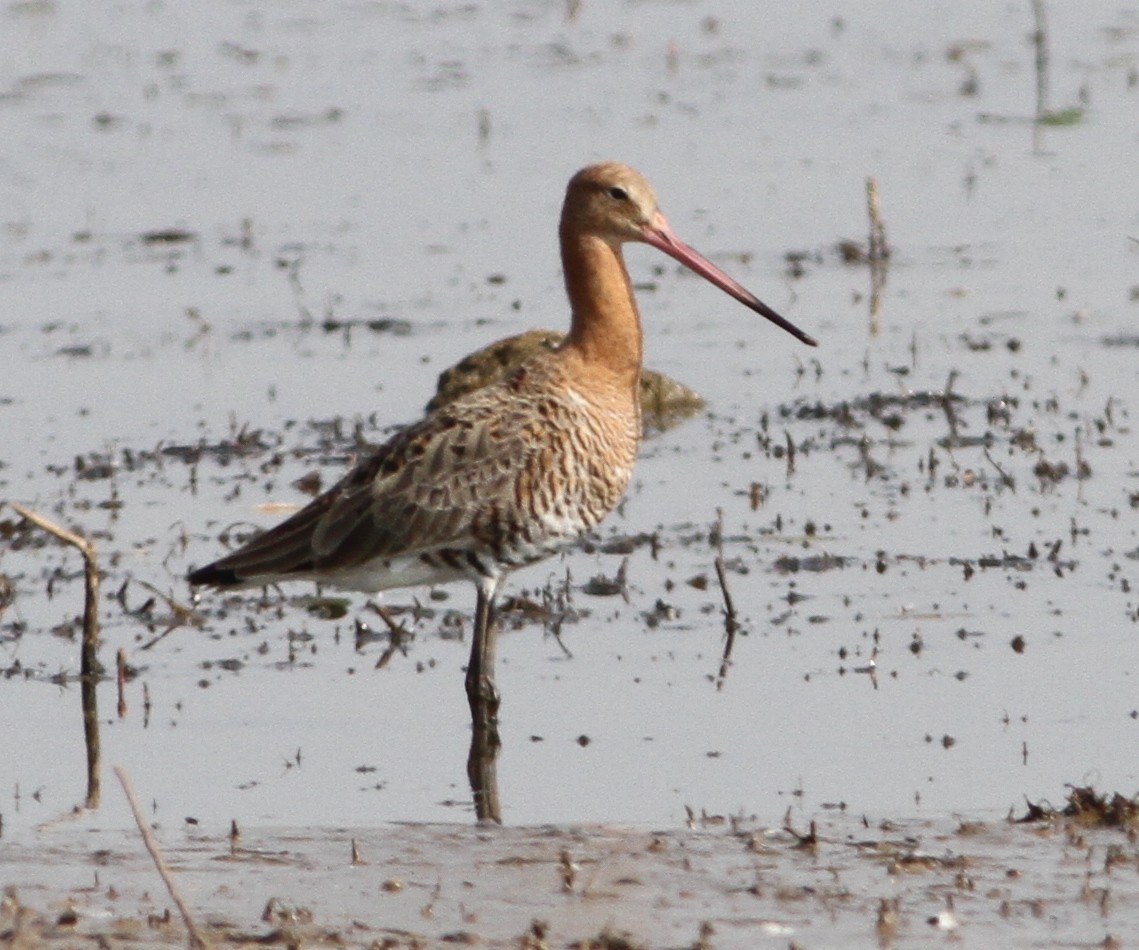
[2,0,1139,945]
[3,810,1137,949]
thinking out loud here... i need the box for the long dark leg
[466,583,501,823]
[465,583,500,715]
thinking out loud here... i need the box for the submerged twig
[984,448,1016,492]
[711,510,741,690]
[372,605,411,670]
[713,557,739,628]
[115,766,210,950]
[133,578,204,651]
[285,255,314,325]
[713,556,740,691]
[783,810,819,850]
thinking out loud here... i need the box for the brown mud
[3,789,1137,949]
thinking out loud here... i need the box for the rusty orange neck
[559,228,644,386]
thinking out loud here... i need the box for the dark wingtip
[187,563,243,588]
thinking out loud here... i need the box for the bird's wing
[310,396,540,568]
[190,383,549,585]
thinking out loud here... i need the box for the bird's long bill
[642,211,817,347]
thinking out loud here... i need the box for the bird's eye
[606,185,630,201]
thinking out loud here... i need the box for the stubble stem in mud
[115,766,211,950]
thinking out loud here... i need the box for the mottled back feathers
[188,352,640,592]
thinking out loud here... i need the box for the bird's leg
[466,583,502,823]
[465,584,501,721]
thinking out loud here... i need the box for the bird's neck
[560,229,644,385]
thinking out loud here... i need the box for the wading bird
[188,162,817,820]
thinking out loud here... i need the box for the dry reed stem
[865,176,889,334]
[10,502,102,808]
[114,766,210,950]
[866,176,889,263]
[116,647,128,718]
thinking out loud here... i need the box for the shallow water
[2,2,1139,940]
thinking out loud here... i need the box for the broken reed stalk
[865,177,889,335]
[713,556,739,634]
[1032,0,1049,121]
[713,555,740,691]
[942,369,962,446]
[866,177,889,263]
[115,766,210,950]
[117,647,128,718]
[11,503,102,808]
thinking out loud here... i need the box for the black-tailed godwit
[188,161,816,818]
